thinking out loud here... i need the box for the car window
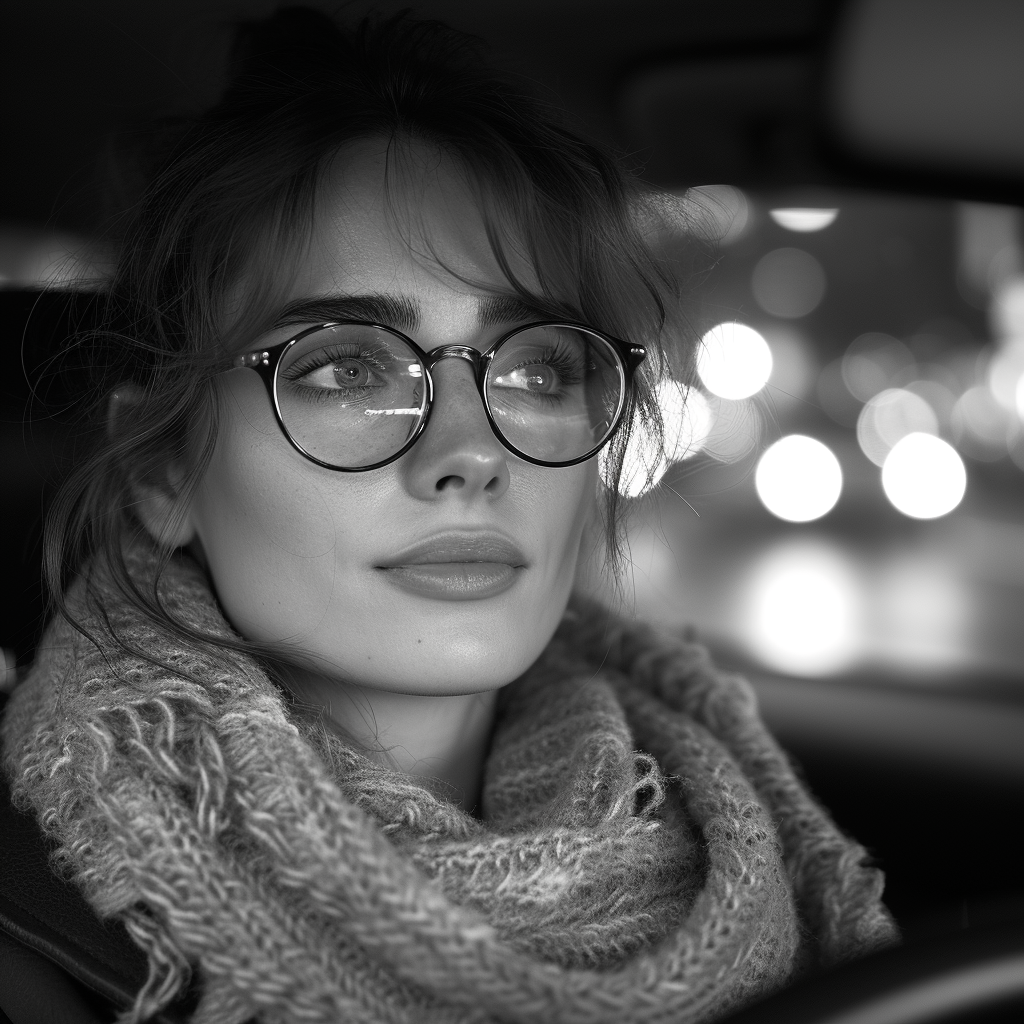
[597,186,1024,697]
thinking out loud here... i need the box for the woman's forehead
[220,138,555,348]
[307,138,527,295]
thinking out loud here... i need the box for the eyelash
[280,344,393,401]
[283,343,392,376]
[501,343,587,392]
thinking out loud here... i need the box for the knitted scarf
[1,543,897,1024]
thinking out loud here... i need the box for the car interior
[3,1,1024,1021]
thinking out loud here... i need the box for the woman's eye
[496,364,561,394]
[332,358,374,388]
[297,356,383,390]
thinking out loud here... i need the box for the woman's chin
[292,612,558,696]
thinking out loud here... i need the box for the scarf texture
[1,543,897,1024]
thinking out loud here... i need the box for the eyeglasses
[233,320,646,471]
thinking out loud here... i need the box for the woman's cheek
[189,404,345,640]
[534,461,598,576]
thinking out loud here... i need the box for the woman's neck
[280,666,499,813]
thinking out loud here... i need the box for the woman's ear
[108,385,198,549]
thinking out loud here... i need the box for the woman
[0,8,896,1023]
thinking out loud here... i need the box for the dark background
[2,0,832,234]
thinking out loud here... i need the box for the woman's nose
[401,355,511,500]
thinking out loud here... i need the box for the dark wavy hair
[43,6,692,664]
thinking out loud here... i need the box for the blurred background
[4,0,1024,936]
[620,188,1024,689]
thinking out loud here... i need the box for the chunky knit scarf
[2,543,896,1024]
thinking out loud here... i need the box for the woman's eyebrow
[477,295,563,326]
[269,292,565,336]
[272,294,419,332]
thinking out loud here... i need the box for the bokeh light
[751,248,826,319]
[841,332,915,402]
[701,397,762,462]
[856,388,939,466]
[742,539,863,675]
[1009,436,1024,472]
[606,381,713,497]
[697,322,773,399]
[659,381,712,461]
[905,378,958,432]
[605,420,666,499]
[755,435,843,522]
[683,184,750,245]
[951,385,1011,460]
[769,208,839,232]
[986,338,1024,409]
[876,556,971,672]
[991,276,1024,338]
[881,433,967,519]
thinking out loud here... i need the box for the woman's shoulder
[0,692,160,1024]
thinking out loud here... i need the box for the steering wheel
[718,921,1024,1024]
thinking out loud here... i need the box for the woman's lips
[381,562,518,600]
[377,533,526,601]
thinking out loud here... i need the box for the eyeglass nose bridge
[422,345,486,375]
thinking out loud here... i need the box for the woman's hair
[43,6,692,664]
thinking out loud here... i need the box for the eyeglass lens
[273,324,624,468]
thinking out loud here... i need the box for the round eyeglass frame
[232,320,647,472]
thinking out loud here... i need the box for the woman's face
[182,140,599,695]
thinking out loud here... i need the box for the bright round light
[755,434,842,522]
[856,388,938,467]
[769,208,839,232]
[603,382,719,496]
[605,398,673,499]
[697,322,773,399]
[602,424,666,499]
[881,433,966,519]
[743,539,862,675]
[659,382,712,461]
